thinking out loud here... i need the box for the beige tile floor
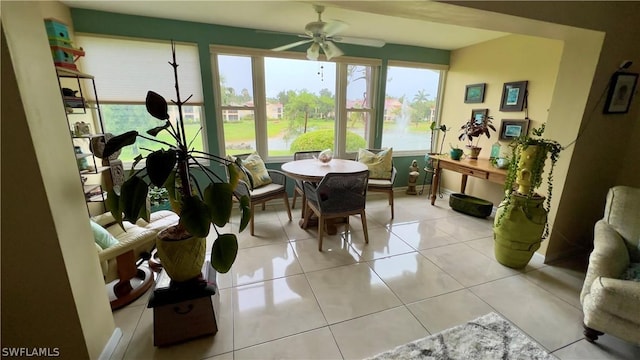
[111,193,640,360]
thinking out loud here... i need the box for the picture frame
[499,119,530,140]
[603,72,638,114]
[471,108,489,124]
[464,83,486,103]
[500,81,528,112]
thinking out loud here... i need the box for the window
[212,47,380,160]
[264,57,337,157]
[381,63,444,152]
[75,36,206,162]
[216,54,256,155]
[343,64,375,155]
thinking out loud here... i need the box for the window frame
[211,45,382,162]
[383,60,448,157]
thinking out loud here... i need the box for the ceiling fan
[270,5,386,60]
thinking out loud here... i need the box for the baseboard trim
[99,327,122,360]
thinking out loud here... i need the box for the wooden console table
[430,155,507,205]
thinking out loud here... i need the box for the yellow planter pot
[493,193,547,268]
[156,227,206,282]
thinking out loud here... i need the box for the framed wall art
[464,83,486,103]
[500,81,528,111]
[603,72,638,114]
[499,119,530,140]
[471,108,489,123]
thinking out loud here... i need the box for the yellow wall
[449,1,640,260]
[1,1,115,358]
[438,34,563,206]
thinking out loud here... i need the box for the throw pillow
[90,220,118,250]
[241,152,272,188]
[358,148,393,179]
[226,154,252,186]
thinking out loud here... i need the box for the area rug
[366,312,556,360]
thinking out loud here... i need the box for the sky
[218,55,441,101]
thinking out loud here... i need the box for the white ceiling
[62,0,508,50]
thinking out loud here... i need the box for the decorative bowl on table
[318,149,333,164]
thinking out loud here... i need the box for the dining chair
[357,148,397,219]
[303,170,369,251]
[227,153,292,236]
[291,150,322,210]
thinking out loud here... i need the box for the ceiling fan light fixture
[306,42,320,60]
[322,41,343,60]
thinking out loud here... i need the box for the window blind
[75,35,203,104]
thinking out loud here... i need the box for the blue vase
[450,148,463,160]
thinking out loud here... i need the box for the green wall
[70,8,450,189]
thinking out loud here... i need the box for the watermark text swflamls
[1,347,60,357]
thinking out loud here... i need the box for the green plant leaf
[180,196,211,237]
[137,197,150,223]
[239,195,251,232]
[234,158,254,190]
[227,163,240,188]
[146,91,169,120]
[147,121,171,137]
[120,176,149,224]
[146,149,177,187]
[103,131,138,158]
[210,233,238,273]
[204,183,233,227]
[105,188,124,230]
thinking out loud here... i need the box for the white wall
[438,34,563,207]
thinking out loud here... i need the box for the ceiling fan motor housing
[305,22,325,36]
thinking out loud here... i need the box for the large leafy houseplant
[458,114,496,148]
[103,43,251,276]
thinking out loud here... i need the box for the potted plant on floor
[103,42,251,282]
[458,113,496,159]
[493,123,563,268]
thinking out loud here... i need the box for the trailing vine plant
[496,123,563,239]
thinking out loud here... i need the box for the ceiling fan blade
[332,36,386,48]
[272,39,313,52]
[322,20,348,37]
[256,29,311,40]
[322,41,344,60]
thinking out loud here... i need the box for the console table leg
[430,169,441,205]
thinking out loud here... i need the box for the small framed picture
[500,81,528,112]
[499,119,530,140]
[603,72,638,114]
[471,109,489,124]
[464,83,486,104]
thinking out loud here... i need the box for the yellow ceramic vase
[156,227,206,282]
[493,193,547,268]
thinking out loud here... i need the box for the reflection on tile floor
[111,193,640,359]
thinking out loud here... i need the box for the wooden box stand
[148,262,220,347]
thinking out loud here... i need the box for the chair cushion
[226,155,252,186]
[249,183,285,200]
[368,178,393,188]
[90,220,119,249]
[242,152,273,188]
[358,148,393,179]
